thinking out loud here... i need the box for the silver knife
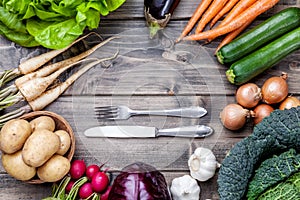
[84,125,213,138]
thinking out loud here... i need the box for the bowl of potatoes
[0,111,75,184]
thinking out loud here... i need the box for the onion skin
[236,83,262,108]
[261,73,289,104]
[253,104,274,125]
[279,96,300,110]
[220,104,251,131]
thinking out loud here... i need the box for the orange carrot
[215,18,254,53]
[183,0,280,41]
[209,0,240,28]
[195,0,230,34]
[218,0,257,27]
[176,0,213,42]
[207,0,256,42]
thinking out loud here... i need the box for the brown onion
[236,83,262,108]
[279,96,300,110]
[261,73,289,104]
[253,104,274,125]
[220,104,253,131]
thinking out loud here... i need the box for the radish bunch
[48,160,111,200]
[66,160,111,200]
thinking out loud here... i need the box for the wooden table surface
[0,0,299,199]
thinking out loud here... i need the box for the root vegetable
[220,103,254,130]
[28,54,118,112]
[0,47,118,127]
[0,36,117,112]
[86,164,100,180]
[91,171,109,193]
[70,160,86,180]
[1,150,36,181]
[261,73,289,104]
[279,96,300,110]
[0,33,97,88]
[17,58,98,101]
[22,129,60,167]
[236,83,262,108]
[0,119,32,154]
[30,116,56,132]
[55,130,71,156]
[253,104,274,125]
[78,182,94,199]
[37,154,70,182]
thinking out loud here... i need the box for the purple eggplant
[108,162,171,200]
[144,0,180,37]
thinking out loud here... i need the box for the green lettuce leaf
[0,0,126,49]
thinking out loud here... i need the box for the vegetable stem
[0,69,20,88]
[0,105,32,127]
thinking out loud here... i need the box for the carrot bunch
[176,0,280,51]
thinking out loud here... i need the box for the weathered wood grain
[0,0,299,200]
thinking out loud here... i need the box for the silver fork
[95,105,207,120]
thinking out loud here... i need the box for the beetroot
[108,162,171,200]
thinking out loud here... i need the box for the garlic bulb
[170,175,200,200]
[188,147,220,182]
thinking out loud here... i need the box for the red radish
[101,186,112,200]
[65,179,75,193]
[70,160,86,179]
[79,182,94,199]
[86,164,100,180]
[91,171,110,193]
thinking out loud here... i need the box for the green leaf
[106,0,126,12]
[0,21,38,47]
[0,6,27,33]
[26,18,85,49]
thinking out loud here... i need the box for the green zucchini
[226,27,300,85]
[217,7,300,64]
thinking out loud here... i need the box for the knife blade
[83,125,213,138]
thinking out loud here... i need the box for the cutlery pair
[86,105,213,138]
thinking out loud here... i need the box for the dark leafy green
[217,106,300,200]
[247,148,300,200]
[258,171,300,200]
[0,0,126,49]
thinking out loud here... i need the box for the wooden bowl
[20,111,75,184]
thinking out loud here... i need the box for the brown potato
[0,119,32,154]
[30,116,55,132]
[22,129,60,167]
[2,150,36,181]
[55,130,71,155]
[37,154,70,182]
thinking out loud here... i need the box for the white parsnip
[28,51,118,111]
[18,58,98,101]
[17,32,98,75]
[15,36,116,86]
[0,36,118,127]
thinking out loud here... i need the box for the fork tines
[94,106,118,120]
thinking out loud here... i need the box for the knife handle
[132,106,207,118]
[157,125,213,138]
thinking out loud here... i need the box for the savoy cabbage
[217,106,300,200]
